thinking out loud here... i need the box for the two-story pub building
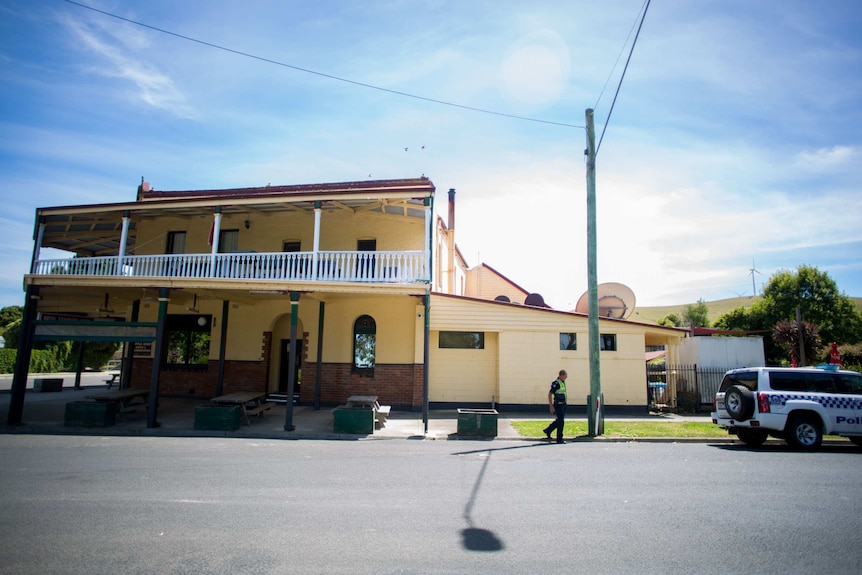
[7,177,686,429]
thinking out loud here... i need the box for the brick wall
[125,331,422,405]
[130,359,268,398]
[300,363,424,409]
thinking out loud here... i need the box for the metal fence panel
[648,364,732,413]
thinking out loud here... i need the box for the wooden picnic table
[86,388,149,413]
[210,391,274,425]
[345,395,391,426]
[104,372,120,388]
[346,395,379,409]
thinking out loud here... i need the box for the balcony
[32,250,429,284]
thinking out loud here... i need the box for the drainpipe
[447,189,455,294]
[423,290,430,433]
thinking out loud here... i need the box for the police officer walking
[542,369,568,444]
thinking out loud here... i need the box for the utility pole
[585,108,603,436]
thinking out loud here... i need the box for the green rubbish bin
[65,401,116,428]
[333,406,375,434]
[194,404,241,431]
[457,408,499,437]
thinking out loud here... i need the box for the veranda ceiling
[35,178,435,257]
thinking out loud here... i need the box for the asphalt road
[0,436,860,575]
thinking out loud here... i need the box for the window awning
[645,350,667,362]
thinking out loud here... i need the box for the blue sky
[1,0,860,312]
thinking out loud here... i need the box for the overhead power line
[64,0,583,129]
[596,0,651,155]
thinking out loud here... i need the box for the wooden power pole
[585,108,603,436]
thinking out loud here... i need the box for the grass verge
[511,420,729,439]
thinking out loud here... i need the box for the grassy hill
[631,296,862,325]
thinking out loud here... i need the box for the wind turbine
[749,261,763,296]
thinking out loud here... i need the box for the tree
[3,319,21,348]
[773,319,821,367]
[682,299,710,328]
[0,306,23,328]
[761,265,862,346]
[714,265,862,365]
[657,313,682,327]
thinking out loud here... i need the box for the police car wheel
[849,436,862,447]
[724,385,755,421]
[736,428,768,446]
[785,415,822,451]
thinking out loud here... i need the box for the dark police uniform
[543,377,567,443]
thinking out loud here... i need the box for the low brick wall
[301,363,424,409]
[129,360,267,398]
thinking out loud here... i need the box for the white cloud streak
[58,11,191,117]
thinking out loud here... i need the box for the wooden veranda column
[283,291,300,431]
[216,299,229,397]
[7,285,39,425]
[314,300,324,411]
[146,288,169,428]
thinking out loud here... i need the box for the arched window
[353,315,376,375]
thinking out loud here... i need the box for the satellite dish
[494,295,511,302]
[524,293,547,308]
[574,282,636,319]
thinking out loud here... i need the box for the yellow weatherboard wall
[429,294,675,406]
[465,265,529,303]
[429,331,499,403]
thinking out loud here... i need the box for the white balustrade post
[312,202,321,280]
[424,197,432,281]
[210,210,222,277]
[117,211,130,275]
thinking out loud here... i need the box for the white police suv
[711,366,862,451]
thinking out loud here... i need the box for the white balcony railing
[32,250,429,284]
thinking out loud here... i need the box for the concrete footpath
[1,371,728,443]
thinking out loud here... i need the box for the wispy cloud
[57,11,191,117]
[794,145,861,172]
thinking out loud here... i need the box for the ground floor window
[164,314,212,368]
[560,333,577,350]
[600,333,617,351]
[353,315,376,375]
[439,331,485,349]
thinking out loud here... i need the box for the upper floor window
[283,241,301,252]
[560,333,577,351]
[353,315,376,375]
[218,229,239,253]
[600,334,617,351]
[166,231,186,254]
[356,239,377,278]
[439,331,485,349]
